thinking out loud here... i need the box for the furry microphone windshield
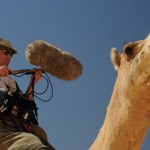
[25,40,82,80]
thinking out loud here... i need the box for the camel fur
[90,34,150,150]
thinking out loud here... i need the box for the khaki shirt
[0,118,55,150]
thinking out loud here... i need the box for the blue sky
[0,0,150,149]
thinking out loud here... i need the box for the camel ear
[111,48,121,70]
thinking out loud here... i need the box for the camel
[90,34,150,150]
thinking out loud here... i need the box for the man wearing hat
[0,39,55,150]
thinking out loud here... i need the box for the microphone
[25,40,82,80]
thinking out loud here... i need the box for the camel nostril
[140,52,144,58]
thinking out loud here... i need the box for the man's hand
[0,66,13,77]
[31,69,43,84]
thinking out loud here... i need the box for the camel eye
[124,47,133,55]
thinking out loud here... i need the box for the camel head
[111,34,150,108]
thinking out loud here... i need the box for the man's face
[0,49,13,66]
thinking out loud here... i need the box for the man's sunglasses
[0,49,14,57]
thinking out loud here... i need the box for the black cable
[33,73,54,102]
[13,73,27,77]
[12,72,54,102]
[34,75,49,95]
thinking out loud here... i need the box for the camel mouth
[132,39,150,86]
[129,34,150,86]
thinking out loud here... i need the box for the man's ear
[110,48,121,70]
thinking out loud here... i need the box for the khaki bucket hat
[0,38,17,54]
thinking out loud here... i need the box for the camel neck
[90,83,149,150]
